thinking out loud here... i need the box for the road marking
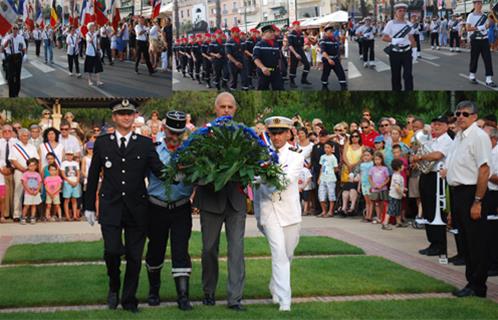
[418,59,440,67]
[0,68,33,86]
[433,50,457,57]
[347,61,362,79]
[458,73,498,91]
[372,60,390,72]
[29,60,56,73]
[420,52,439,60]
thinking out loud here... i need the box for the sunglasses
[454,111,475,118]
[60,128,69,131]
[361,126,369,129]
[380,124,390,127]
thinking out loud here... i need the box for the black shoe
[123,305,140,313]
[452,287,480,298]
[487,269,498,277]
[486,81,497,88]
[107,291,119,310]
[301,79,312,85]
[228,303,246,311]
[448,255,462,263]
[321,85,329,91]
[147,269,161,306]
[470,78,478,84]
[110,62,114,66]
[426,248,444,256]
[452,257,466,266]
[175,276,193,311]
[202,293,216,306]
[418,247,431,255]
[289,80,297,89]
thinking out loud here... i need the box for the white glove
[412,48,418,61]
[478,25,486,32]
[22,54,27,63]
[84,210,96,226]
[392,38,404,46]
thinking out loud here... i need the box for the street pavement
[0,45,172,97]
[172,59,349,91]
[348,37,498,91]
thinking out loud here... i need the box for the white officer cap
[394,2,408,9]
[265,116,293,133]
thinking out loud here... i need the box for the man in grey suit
[194,92,248,311]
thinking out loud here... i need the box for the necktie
[120,137,127,154]
[5,141,10,168]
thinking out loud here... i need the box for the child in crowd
[44,163,63,221]
[21,158,42,225]
[368,151,390,224]
[61,150,81,221]
[391,144,409,221]
[81,141,93,192]
[318,141,339,217]
[42,152,57,179]
[340,166,361,215]
[359,149,374,222]
[298,165,313,215]
[384,159,407,230]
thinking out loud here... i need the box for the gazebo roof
[35,98,150,109]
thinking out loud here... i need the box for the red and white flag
[0,0,18,36]
[151,0,161,19]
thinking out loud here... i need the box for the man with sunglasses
[84,100,164,313]
[59,121,82,158]
[360,118,379,149]
[1,26,27,97]
[145,111,194,311]
[444,101,492,298]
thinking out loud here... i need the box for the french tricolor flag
[0,0,18,36]
[151,0,161,19]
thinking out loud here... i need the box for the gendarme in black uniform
[225,28,246,90]
[192,36,203,84]
[209,32,227,90]
[253,25,284,90]
[288,21,311,87]
[466,1,496,87]
[319,25,347,91]
[186,38,194,79]
[201,35,213,88]
[85,100,164,313]
[1,29,26,97]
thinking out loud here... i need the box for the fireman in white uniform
[253,116,304,312]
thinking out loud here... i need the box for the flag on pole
[21,0,35,30]
[0,0,18,36]
[50,0,58,27]
[151,0,161,19]
[80,0,95,36]
[94,0,108,26]
[35,0,43,28]
[111,6,119,30]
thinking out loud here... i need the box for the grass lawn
[1,298,497,319]
[0,256,453,308]
[2,233,364,264]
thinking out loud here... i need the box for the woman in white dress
[84,22,104,86]
[38,127,65,172]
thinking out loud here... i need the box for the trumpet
[430,163,446,226]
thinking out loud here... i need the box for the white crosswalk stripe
[29,60,56,73]
[371,60,390,72]
[420,52,440,60]
[347,61,362,79]
[0,68,33,86]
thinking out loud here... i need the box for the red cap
[182,37,187,42]
[196,34,202,38]
[230,26,240,33]
[292,20,300,26]
[249,28,256,32]
[254,29,260,34]
[214,29,222,34]
[272,24,280,32]
[205,33,211,37]
[240,31,246,36]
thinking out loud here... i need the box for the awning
[453,0,491,14]
[255,18,289,29]
[314,10,348,24]
[300,17,321,28]
[35,98,150,109]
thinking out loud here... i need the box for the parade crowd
[0,15,173,96]
[173,21,348,91]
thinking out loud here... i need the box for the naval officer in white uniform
[253,116,304,312]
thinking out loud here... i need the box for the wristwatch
[474,196,482,203]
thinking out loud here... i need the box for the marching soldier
[1,26,27,97]
[179,37,188,77]
[173,39,181,73]
[356,17,376,68]
[209,29,228,90]
[192,34,203,84]
[243,29,258,88]
[382,1,416,91]
[32,24,42,57]
[84,100,164,313]
[145,111,193,311]
[226,26,245,90]
[320,24,347,91]
[253,25,284,90]
[186,36,195,79]
[412,116,453,257]
[449,15,462,52]
[466,0,496,87]
[430,16,441,50]
[201,33,213,88]
[410,15,423,59]
[134,16,155,75]
[288,20,312,88]
[253,116,304,312]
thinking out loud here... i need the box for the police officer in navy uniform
[202,33,213,88]
[173,39,181,73]
[243,29,258,89]
[288,20,311,88]
[186,36,195,79]
[179,37,188,77]
[84,100,164,314]
[1,26,27,97]
[145,111,194,311]
[320,24,347,91]
[253,25,284,90]
[226,26,245,90]
[209,29,227,90]
[274,25,288,81]
[466,0,496,87]
[192,34,203,84]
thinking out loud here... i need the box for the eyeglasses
[380,123,390,127]
[334,129,343,132]
[361,126,369,129]
[60,128,69,131]
[454,111,475,118]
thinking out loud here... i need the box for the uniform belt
[473,37,487,40]
[149,196,190,210]
[392,45,410,52]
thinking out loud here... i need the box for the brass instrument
[412,130,436,174]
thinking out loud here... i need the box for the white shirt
[298,142,313,165]
[100,26,110,38]
[1,34,26,55]
[32,29,42,40]
[42,29,53,41]
[8,142,39,170]
[122,23,129,41]
[149,25,159,40]
[446,122,492,186]
[61,160,80,183]
[466,12,489,38]
[66,33,79,55]
[85,32,98,57]
[389,172,404,199]
[430,20,440,33]
[357,24,376,40]
[489,144,498,191]
[383,19,414,47]
[0,138,19,172]
[135,24,148,41]
[428,132,453,171]
[115,131,133,148]
[59,135,82,156]
[39,142,64,168]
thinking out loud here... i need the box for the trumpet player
[412,116,452,257]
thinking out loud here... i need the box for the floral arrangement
[163,116,286,193]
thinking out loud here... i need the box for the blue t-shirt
[360,161,374,187]
[319,154,338,183]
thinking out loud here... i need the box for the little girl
[368,151,390,224]
[384,158,406,230]
[359,149,374,222]
[21,158,42,225]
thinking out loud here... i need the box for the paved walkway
[0,293,454,314]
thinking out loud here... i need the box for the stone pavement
[1,215,497,303]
